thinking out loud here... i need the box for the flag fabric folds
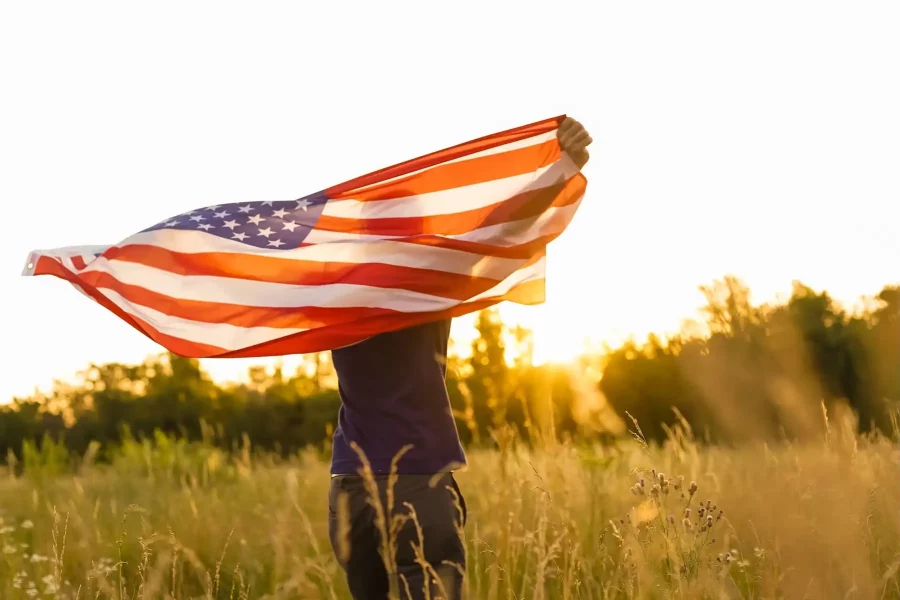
[22,115,588,358]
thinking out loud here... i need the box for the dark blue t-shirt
[329,319,467,475]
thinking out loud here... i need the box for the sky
[1,1,898,402]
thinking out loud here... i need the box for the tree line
[1,276,897,463]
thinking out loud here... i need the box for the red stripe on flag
[329,139,561,202]
[101,245,536,299]
[326,116,564,198]
[78,270,401,328]
[218,278,546,358]
[33,256,226,356]
[315,177,580,237]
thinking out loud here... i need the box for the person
[327,117,593,600]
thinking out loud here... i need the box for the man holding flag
[23,115,592,599]
[326,117,591,599]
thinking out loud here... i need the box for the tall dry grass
[0,410,897,599]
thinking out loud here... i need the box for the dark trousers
[328,473,467,600]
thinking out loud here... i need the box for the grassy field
[0,415,897,600]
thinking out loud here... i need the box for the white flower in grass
[21,520,34,529]
[3,543,16,553]
[26,589,39,598]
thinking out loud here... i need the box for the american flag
[22,116,587,358]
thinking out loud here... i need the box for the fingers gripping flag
[22,116,587,358]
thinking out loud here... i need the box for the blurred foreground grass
[0,414,898,600]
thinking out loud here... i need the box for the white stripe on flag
[113,230,528,279]
[97,289,307,350]
[322,159,574,219]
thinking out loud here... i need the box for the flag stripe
[305,195,584,257]
[100,288,309,350]
[326,139,560,204]
[104,231,527,277]
[100,245,542,299]
[81,255,546,311]
[76,270,404,328]
[219,278,546,358]
[314,176,578,237]
[341,130,560,194]
[326,116,562,198]
[33,256,228,356]
[320,151,567,220]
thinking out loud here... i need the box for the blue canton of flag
[144,191,329,249]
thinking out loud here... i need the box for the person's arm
[557,116,592,169]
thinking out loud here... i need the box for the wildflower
[717,510,724,521]
[724,553,733,564]
[658,472,666,484]
[674,475,684,490]
[683,508,691,518]
[668,514,675,524]
[754,547,766,559]
[26,589,38,598]
[21,520,34,529]
[706,515,714,528]
[682,518,693,531]
[0,526,14,534]
[730,549,739,558]
[688,481,698,496]
[651,484,661,497]
[3,544,16,554]
[698,507,706,518]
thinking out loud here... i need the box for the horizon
[7,274,896,403]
